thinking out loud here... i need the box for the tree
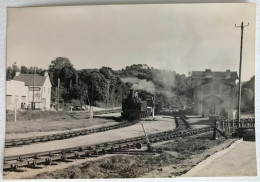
[64,84,87,101]
[242,76,255,92]
[6,62,20,80]
[20,66,29,74]
[48,57,74,86]
[6,66,13,80]
[100,66,113,79]
[241,88,254,112]
[241,76,255,112]
[60,66,78,88]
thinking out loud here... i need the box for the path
[182,139,257,177]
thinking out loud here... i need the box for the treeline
[6,58,193,109]
[6,59,255,113]
[241,76,255,112]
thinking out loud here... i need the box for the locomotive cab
[121,89,148,121]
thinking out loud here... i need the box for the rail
[4,116,212,172]
[5,121,137,148]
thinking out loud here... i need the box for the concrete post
[89,106,93,121]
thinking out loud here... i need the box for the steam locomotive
[121,89,152,121]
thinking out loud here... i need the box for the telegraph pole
[89,79,94,120]
[57,78,60,110]
[235,21,249,128]
[32,67,36,110]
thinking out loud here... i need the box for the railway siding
[3,116,212,172]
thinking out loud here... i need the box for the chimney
[205,69,212,78]
[226,69,231,79]
[44,71,48,77]
[15,72,20,76]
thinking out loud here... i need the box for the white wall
[41,75,52,109]
[6,80,28,110]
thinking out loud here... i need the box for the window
[6,95,12,105]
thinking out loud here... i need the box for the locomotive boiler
[121,89,149,121]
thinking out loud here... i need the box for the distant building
[10,72,52,109]
[191,69,238,117]
[6,80,28,110]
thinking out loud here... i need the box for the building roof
[192,69,238,80]
[13,74,47,86]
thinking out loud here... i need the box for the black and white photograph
[2,3,257,179]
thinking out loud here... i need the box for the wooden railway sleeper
[17,156,23,161]
[102,149,107,154]
[10,164,25,172]
[33,154,39,159]
[61,155,72,162]
[27,161,43,169]
[73,152,82,159]
[78,147,84,152]
[84,151,91,157]
[45,158,58,165]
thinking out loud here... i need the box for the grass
[35,153,177,179]
[34,133,235,179]
[6,110,73,122]
[5,110,120,135]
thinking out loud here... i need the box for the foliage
[241,76,255,112]
[6,62,20,80]
[7,60,193,109]
[48,57,76,87]
[20,66,46,75]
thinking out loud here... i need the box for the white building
[8,72,52,110]
[6,80,28,110]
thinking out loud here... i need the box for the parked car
[72,105,85,111]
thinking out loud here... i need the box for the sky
[6,3,256,81]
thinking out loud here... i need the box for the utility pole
[70,79,72,89]
[32,67,36,110]
[107,79,110,108]
[57,78,60,110]
[55,86,58,108]
[235,21,249,128]
[89,79,94,121]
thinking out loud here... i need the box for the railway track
[3,116,213,172]
[6,109,122,148]
[5,120,137,148]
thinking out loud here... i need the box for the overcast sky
[7,3,256,81]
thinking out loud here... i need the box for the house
[6,80,28,110]
[191,69,238,117]
[12,72,52,109]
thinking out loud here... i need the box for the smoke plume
[151,69,176,90]
[131,79,155,94]
[121,77,155,94]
